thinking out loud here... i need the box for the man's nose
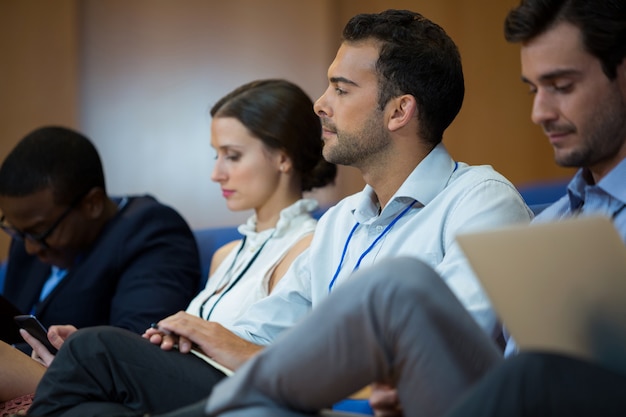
[314,89,331,118]
[530,90,558,126]
[23,238,45,256]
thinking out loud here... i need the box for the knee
[63,326,135,355]
[343,257,452,314]
[353,256,447,303]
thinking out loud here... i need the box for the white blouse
[185,198,318,329]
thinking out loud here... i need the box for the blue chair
[193,226,243,288]
[0,261,6,294]
[332,398,374,415]
[518,178,569,215]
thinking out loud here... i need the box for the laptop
[456,216,626,374]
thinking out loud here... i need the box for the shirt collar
[238,198,318,239]
[598,158,626,205]
[567,157,626,211]
[352,143,456,223]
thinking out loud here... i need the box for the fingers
[149,313,215,354]
[47,325,76,350]
[155,312,204,341]
[160,333,179,350]
[157,311,194,333]
[370,383,403,417]
[143,324,179,351]
[177,335,193,353]
[21,329,55,367]
[48,324,77,339]
[143,327,157,339]
[144,331,164,346]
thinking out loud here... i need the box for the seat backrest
[0,261,6,294]
[517,178,569,207]
[193,226,243,288]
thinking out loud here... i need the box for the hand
[369,383,403,417]
[47,324,77,348]
[22,324,76,367]
[148,311,263,370]
[143,325,180,351]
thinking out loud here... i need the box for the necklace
[198,231,274,320]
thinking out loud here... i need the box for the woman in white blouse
[186,79,337,327]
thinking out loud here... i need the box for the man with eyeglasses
[0,190,89,252]
[0,126,202,355]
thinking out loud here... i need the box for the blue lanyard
[328,200,417,293]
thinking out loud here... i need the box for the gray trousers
[202,257,503,417]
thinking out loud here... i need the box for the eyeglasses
[0,192,88,249]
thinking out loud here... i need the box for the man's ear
[387,95,417,132]
[80,187,106,219]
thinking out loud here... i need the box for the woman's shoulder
[209,239,242,276]
[268,233,314,292]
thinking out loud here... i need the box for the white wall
[79,0,353,229]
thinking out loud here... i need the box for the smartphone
[13,314,59,354]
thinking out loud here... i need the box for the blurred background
[0,0,575,260]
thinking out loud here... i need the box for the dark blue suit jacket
[3,195,201,338]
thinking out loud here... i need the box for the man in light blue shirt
[444,0,626,414]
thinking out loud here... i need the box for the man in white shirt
[28,9,531,417]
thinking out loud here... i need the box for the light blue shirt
[38,267,68,302]
[534,158,626,238]
[505,157,626,356]
[228,144,532,346]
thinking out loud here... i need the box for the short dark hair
[342,9,465,146]
[211,79,336,191]
[0,126,106,204]
[504,0,626,79]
